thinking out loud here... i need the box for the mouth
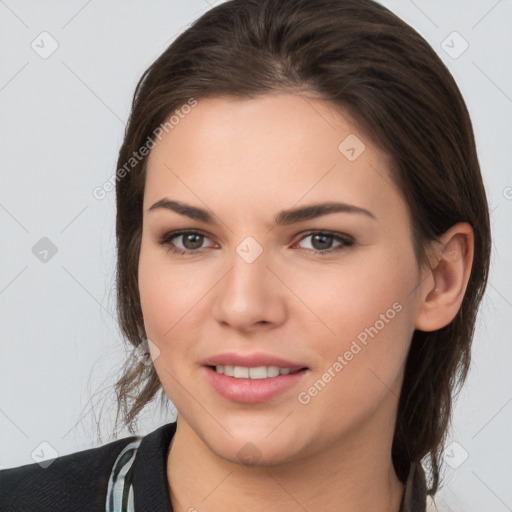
[203,364,310,403]
[207,364,308,379]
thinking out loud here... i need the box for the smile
[212,365,304,379]
[204,365,309,403]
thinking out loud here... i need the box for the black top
[0,421,427,511]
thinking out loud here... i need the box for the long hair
[112,0,491,495]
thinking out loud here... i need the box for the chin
[201,425,309,468]
[219,441,302,468]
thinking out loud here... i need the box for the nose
[211,246,287,332]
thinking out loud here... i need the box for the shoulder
[0,434,141,512]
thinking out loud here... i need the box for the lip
[202,351,307,370]
[203,366,310,403]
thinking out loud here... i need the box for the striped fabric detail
[105,437,143,512]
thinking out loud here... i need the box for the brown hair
[112,0,491,496]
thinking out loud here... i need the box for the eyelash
[157,229,354,256]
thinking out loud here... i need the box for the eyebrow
[148,198,376,225]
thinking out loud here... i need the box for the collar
[131,422,176,512]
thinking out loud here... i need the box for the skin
[138,93,474,511]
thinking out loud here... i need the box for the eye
[158,229,354,256]
[293,231,354,255]
[158,230,215,255]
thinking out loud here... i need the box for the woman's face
[138,93,425,465]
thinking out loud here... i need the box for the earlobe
[415,222,474,332]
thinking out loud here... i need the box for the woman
[0,0,490,510]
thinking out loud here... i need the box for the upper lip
[202,352,308,370]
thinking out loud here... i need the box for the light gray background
[1,1,511,510]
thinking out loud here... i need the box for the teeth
[249,366,268,379]
[214,365,300,379]
[233,366,249,378]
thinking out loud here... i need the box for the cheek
[138,244,205,340]
[137,245,205,406]
[299,245,418,391]
[301,244,417,342]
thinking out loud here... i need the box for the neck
[166,410,405,512]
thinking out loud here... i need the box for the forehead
[144,93,405,223]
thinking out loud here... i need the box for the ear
[415,222,474,332]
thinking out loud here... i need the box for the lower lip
[204,366,309,403]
